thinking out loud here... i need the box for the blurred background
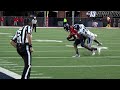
[0,11,120,27]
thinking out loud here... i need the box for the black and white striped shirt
[12,25,32,44]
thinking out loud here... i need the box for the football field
[0,27,120,79]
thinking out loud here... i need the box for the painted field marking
[0,64,18,66]
[0,58,17,65]
[0,62,13,64]
[0,60,52,79]
[31,71,38,72]
[0,50,115,53]
[0,33,11,34]
[66,45,108,50]
[1,49,120,53]
[30,76,52,79]
[33,39,63,43]
[0,56,120,59]
[0,66,21,79]
[14,70,37,73]
[0,59,7,61]
[92,45,108,49]
[31,73,43,76]
[14,71,23,73]
[7,66,37,73]
[10,69,22,71]
[9,36,13,37]
[14,65,120,68]
[66,45,83,48]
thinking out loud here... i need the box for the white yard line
[30,76,52,79]
[0,45,116,48]
[0,56,120,59]
[14,65,120,68]
[14,71,37,73]
[1,50,119,53]
[0,42,120,44]
[0,66,21,79]
[66,45,108,49]
[31,71,38,72]
[31,73,43,75]
[0,33,11,34]
[0,37,120,41]
[0,64,18,66]
[0,62,13,64]
[14,71,23,73]
[33,39,63,43]
[9,69,22,71]
[0,58,17,66]
[0,59,7,61]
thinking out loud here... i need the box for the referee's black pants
[63,22,67,27]
[17,44,32,79]
[33,24,36,32]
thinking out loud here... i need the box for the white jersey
[85,30,97,40]
[77,24,97,40]
[32,19,37,24]
[77,24,87,35]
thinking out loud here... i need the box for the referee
[10,19,34,79]
[32,17,37,32]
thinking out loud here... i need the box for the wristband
[29,44,32,48]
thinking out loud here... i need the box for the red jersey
[19,17,24,22]
[69,26,80,38]
[14,17,18,22]
[0,17,4,21]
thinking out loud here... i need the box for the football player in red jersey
[64,24,98,57]
[64,23,76,41]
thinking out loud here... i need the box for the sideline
[0,67,21,79]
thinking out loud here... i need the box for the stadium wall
[0,16,120,27]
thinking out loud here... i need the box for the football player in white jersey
[74,23,102,47]
[74,23,102,55]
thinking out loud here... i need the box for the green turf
[0,27,120,79]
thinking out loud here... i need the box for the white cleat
[92,50,96,56]
[97,47,102,55]
[72,54,80,57]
